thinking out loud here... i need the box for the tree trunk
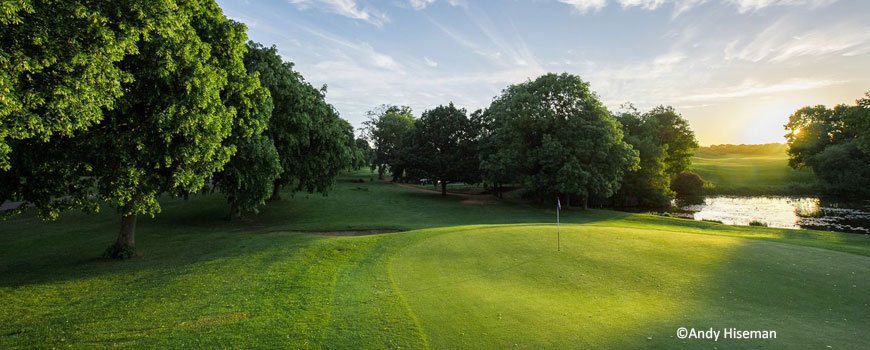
[583,197,588,210]
[229,202,241,220]
[270,181,282,201]
[106,213,137,259]
[441,180,447,196]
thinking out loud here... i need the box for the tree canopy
[404,103,480,195]
[784,91,870,197]
[363,105,416,180]
[0,1,175,170]
[240,43,353,200]
[481,73,639,206]
[613,104,698,207]
[1,0,271,258]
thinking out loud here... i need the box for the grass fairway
[691,144,816,195]
[2,171,869,348]
[394,225,869,349]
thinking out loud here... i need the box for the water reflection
[675,196,870,234]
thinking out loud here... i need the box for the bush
[749,220,767,227]
[671,172,705,197]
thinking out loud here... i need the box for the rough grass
[691,145,817,195]
[1,170,868,349]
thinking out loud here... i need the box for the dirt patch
[270,229,403,236]
[392,182,500,206]
[461,198,500,206]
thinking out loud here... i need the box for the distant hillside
[695,143,788,156]
[690,143,818,195]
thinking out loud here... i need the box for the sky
[217,0,870,145]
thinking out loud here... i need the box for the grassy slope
[1,170,868,348]
[691,144,816,195]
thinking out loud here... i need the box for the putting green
[391,225,870,349]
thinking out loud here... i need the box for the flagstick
[557,206,561,252]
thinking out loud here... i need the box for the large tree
[363,105,416,180]
[483,73,639,207]
[0,1,174,169]
[1,0,270,258]
[784,92,870,197]
[406,103,480,195]
[643,106,698,175]
[240,43,351,201]
[214,134,282,219]
[353,138,373,170]
[476,109,521,197]
[612,104,698,207]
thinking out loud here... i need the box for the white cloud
[405,0,467,10]
[288,0,389,26]
[725,20,870,62]
[299,26,404,72]
[557,0,608,13]
[423,57,439,67]
[557,0,835,15]
[618,0,667,10]
[407,0,436,10]
[725,0,837,13]
[676,78,842,101]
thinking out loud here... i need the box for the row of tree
[1,0,362,258]
[363,73,700,207]
[785,91,870,197]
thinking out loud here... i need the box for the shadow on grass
[0,172,626,289]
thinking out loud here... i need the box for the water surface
[676,196,870,234]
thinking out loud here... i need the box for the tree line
[363,73,701,208]
[0,1,366,258]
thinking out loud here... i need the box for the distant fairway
[2,171,868,349]
[691,143,817,195]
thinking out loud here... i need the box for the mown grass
[691,146,817,195]
[1,170,868,349]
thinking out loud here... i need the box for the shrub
[671,172,706,197]
[749,220,767,227]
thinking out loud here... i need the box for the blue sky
[217,0,870,145]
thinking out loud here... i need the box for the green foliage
[804,140,870,197]
[291,109,354,194]
[404,103,480,194]
[748,220,767,227]
[85,1,266,218]
[1,0,270,258]
[848,92,870,154]
[644,106,699,175]
[784,91,870,197]
[243,42,352,198]
[353,138,373,170]
[612,104,697,207]
[363,105,416,179]
[0,0,175,170]
[215,135,282,218]
[481,73,639,203]
[670,172,705,197]
[784,104,856,169]
[475,109,521,194]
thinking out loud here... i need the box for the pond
[675,196,870,234]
